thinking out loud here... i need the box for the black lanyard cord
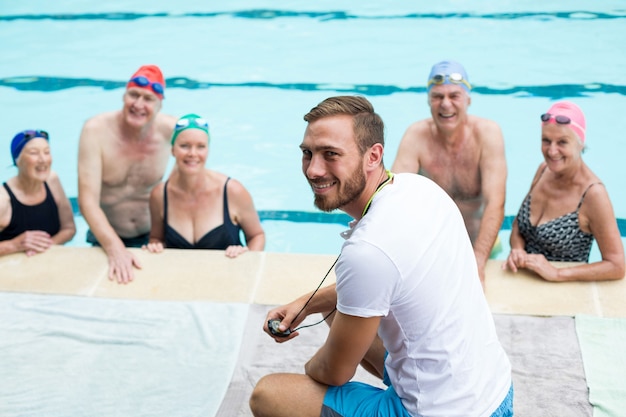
[291,256,339,331]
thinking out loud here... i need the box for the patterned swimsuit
[516,182,600,262]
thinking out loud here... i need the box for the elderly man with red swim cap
[78,64,177,284]
[503,101,624,282]
[392,60,507,287]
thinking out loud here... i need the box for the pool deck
[3,247,626,416]
[2,246,625,318]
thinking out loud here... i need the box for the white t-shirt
[336,173,511,417]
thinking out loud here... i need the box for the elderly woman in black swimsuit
[503,101,624,281]
[144,114,265,258]
[0,130,75,256]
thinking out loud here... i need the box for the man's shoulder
[398,119,436,153]
[150,180,166,198]
[347,175,461,258]
[464,115,505,150]
[84,110,118,127]
[79,112,119,148]
[156,112,177,125]
[405,118,433,137]
[80,111,120,138]
[154,113,178,140]
[468,115,502,134]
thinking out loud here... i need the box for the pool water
[1,1,625,258]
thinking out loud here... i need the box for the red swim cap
[126,64,165,99]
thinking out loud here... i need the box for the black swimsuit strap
[528,166,603,213]
[2,182,15,200]
[576,182,602,212]
[3,181,52,204]
[222,177,232,225]
[43,181,52,197]
[163,180,170,224]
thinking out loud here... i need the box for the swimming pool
[1,1,625,258]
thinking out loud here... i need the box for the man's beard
[313,165,366,212]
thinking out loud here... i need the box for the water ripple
[67,198,626,235]
[1,10,625,22]
[2,76,625,99]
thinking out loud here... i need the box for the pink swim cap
[541,101,586,144]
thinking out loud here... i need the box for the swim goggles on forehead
[541,112,585,135]
[129,76,164,96]
[540,113,573,124]
[21,130,49,140]
[14,130,49,147]
[175,117,209,131]
[427,73,472,90]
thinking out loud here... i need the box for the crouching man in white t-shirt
[250,96,513,417]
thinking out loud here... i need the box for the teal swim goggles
[171,114,210,144]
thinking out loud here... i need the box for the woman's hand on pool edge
[503,248,527,273]
[522,254,560,282]
[142,241,164,253]
[13,230,54,256]
[225,245,248,258]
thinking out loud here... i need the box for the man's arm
[265,283,338,341]
[391,123,423,174]
[77,119,140,283]
[305,312,381,386]
[473,120,507,282]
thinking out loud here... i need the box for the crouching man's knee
[249,375,276,417]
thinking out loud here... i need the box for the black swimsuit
[0,182,60,241]
[163,178,242,250]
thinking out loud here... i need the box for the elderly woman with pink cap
[504,101,624,281]
[143,114,265,258]
[0,130,75,256]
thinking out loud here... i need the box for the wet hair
[303,96,384,155]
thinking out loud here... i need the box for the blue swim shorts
[322,381,410,417]
[490,384,514,417]
[321,382,514,417]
